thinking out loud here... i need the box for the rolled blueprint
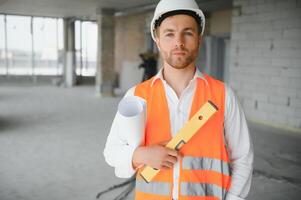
[116,96,146,147]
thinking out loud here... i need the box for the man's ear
[198,35,203,45]
[155,36,161,51]
[153,28,161,51]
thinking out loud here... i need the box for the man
[104,0,253,200]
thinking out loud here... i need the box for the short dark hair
[154,10,203,35]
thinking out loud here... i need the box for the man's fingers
[162,161,173,168]
[167,149,182,162]
[167,149,179,157]
[165,155,177,164]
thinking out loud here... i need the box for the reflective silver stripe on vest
[136,179,171,196]
[181,182,227,199]
[182,156,231,176]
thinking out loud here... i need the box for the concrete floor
[0,83,300,200]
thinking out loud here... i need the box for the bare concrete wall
[115,12,153,91]
[115,13,146,72]
[209,9,232,35]
[230,0,301,128]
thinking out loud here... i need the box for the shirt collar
[150,67,208,87]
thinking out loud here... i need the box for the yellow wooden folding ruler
[140,100,218,183]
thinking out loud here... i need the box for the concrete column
[63,18,76,87]
[95,8,115,96]
[4,15,9,76]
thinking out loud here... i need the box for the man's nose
[175,34,185,48]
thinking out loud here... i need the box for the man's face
[155,14,202,69]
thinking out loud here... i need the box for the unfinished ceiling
[0,0,232,20]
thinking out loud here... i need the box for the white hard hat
[150,0,206,41]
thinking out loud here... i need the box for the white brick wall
[230,0,301,129]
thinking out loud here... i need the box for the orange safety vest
[134,74,231,200]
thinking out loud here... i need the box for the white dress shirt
[103,68,253,200]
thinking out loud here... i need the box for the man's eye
[184,32,193,36]
[165,33,174,37]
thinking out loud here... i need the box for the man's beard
[164,47,198,69]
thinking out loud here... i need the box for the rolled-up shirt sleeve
[224,85,254,200]
[103,87,138,178]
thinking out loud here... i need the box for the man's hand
[132,142,181,170]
